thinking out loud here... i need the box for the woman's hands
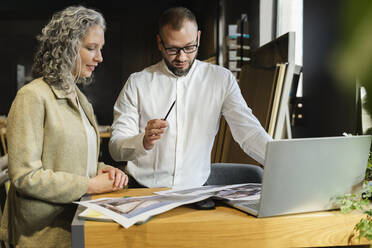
[98,166,128,189]
[87,166,128,194]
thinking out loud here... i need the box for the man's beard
[163,55,197,77]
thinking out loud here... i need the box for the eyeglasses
[160,36,199,55]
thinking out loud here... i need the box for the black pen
[163,100,176,120]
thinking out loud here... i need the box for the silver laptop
[228,135,372,217]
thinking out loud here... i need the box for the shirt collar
[160,59,199,79]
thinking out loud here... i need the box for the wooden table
[0,126,111,139]
[71,188,369,248]
[97,125,111,138]
[0,127,7,155]
[98,131,110,139]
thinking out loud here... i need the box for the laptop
[227,135,372,217]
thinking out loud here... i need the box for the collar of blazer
[47,79,99,144]
[47,80,90,115]
[49,83,76,100]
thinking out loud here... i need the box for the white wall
[259,0,274,46]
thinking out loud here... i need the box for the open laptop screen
[256,135,371,217]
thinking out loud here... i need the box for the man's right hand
[143,119,168,150]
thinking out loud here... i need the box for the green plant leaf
[336,152,372,243]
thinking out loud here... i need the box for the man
[109,7,272,188]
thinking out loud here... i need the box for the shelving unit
[225,14,251,81]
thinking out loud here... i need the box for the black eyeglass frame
[160,35,199,55]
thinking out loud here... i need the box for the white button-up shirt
[109,59,272,188]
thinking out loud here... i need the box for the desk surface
[1,126,111,139]
[72,188,369,248]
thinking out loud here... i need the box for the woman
[0,6,127,247]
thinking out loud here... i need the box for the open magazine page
[212,184,261,201]
[75,194,211,228]
[155,183,261,201]
[78,208,114,222]
[155,184,235,196]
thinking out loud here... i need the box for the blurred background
[0,0,369,165]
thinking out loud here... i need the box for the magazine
[79,208,114,222]
[78,205,154,224]
[76,183,261,228]
[76,194,211,228]
[155,183,261,201]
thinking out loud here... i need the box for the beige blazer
[0,78,109,247]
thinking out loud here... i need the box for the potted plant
[336,154,372,245]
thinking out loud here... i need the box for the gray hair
[32,6,106,91]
